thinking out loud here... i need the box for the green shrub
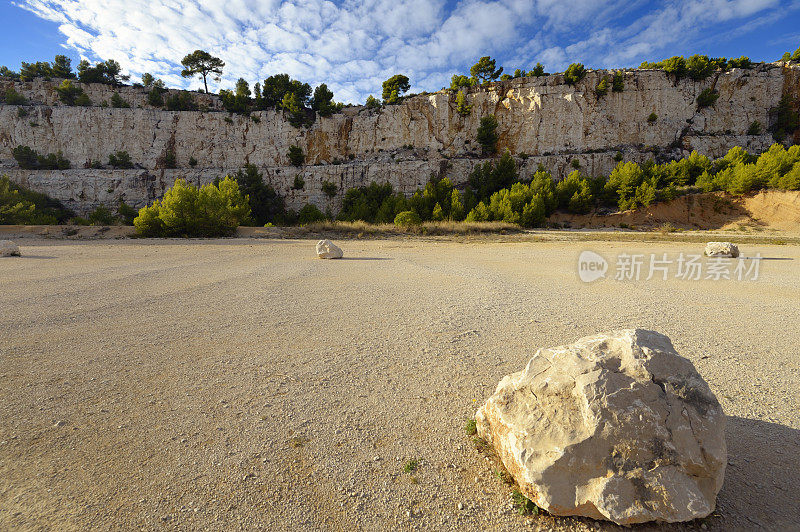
[148,86,165,106]
[365,95,381,109]
[161,148,177,169]
[696,88,719,109]
[0,175,72,224]
[477,115,499,155]
[404,176,457,221]
[647,112,658,123]
[288,145,305,166]
[3,88,27,105]
[556,170,593,213]
[165,92,197,111]
[297,203,326,224]
[322,180,338,198]
[11,145,39,169]
[450,189,465,221]
[134,176,250,237]
[466,151,518,203]
[292,175,305,190]
[338,182,396,222]
[110,92,130,108]
[232,164,287,225]
[189,156,198,167]
[55,79,85,106]
[467,181,546,227]
[748,121,762,135]
[641,56,686,78]
[456,90,472,116]
[612,71,624,92]
[75,93,91,107]
[769,95,799,142]
[88,206,116,225]
[686,55,714,81]
[526,63,544,77]
[394,210,422,226]
[118,201,138,225]
[727,56,753,69]
[12,146,70,170]
[563,63,586,85]
[108,151,133,169]
[595,77,609,97]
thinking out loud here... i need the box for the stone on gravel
[704,242,739,258]
[316,239,343,259]
[475,329,726,525]
[0,240,20,257]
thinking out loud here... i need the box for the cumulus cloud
[14,0,786,103]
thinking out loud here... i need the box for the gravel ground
[1,237,798,531]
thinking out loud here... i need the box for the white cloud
[13,0,786,102]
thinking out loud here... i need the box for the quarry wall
[1,64,797,214]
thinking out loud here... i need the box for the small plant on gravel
[659,222,677,234]
[290,435,309,448]
[471,436,492,453]
[494,468,514,485]
[464,419,477,436]
[511,489,539,515]
[403,459,419,473]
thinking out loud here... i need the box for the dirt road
[1,237,798,530]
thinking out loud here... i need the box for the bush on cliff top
[134,177,250,237]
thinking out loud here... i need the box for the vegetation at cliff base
[134,177,250,237]
[232,164,287,226]
[0,175,73,224]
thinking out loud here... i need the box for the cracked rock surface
[476,329,726,525]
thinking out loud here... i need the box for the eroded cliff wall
[0,64,797,214]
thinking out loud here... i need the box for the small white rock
[457,502,464,510]
[0,240,20,257]
[704,242,739,258]
[316,239,343,259]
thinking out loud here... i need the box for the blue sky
[2,0,799,103]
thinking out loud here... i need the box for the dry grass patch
[292,220,521,237]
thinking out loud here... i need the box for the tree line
[4,44,798,133]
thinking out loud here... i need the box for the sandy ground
[1,236,798,531]
[551,190,800,233]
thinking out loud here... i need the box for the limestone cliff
[0,64,797,214]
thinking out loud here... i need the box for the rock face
[316,239,343,259]
[704,242,740,258]
[0,64,797,215]
[0,240,20,257]
[475,329,726,525]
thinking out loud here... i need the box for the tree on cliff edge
[382,74,410,104]
[470,56,503,84]
[180,50,225,93]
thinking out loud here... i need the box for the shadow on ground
[714,416,800,530]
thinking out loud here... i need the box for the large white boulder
[0,240,20,257]
[316,239,343,259]
[704,242,739,258]
[475,329,726,525]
